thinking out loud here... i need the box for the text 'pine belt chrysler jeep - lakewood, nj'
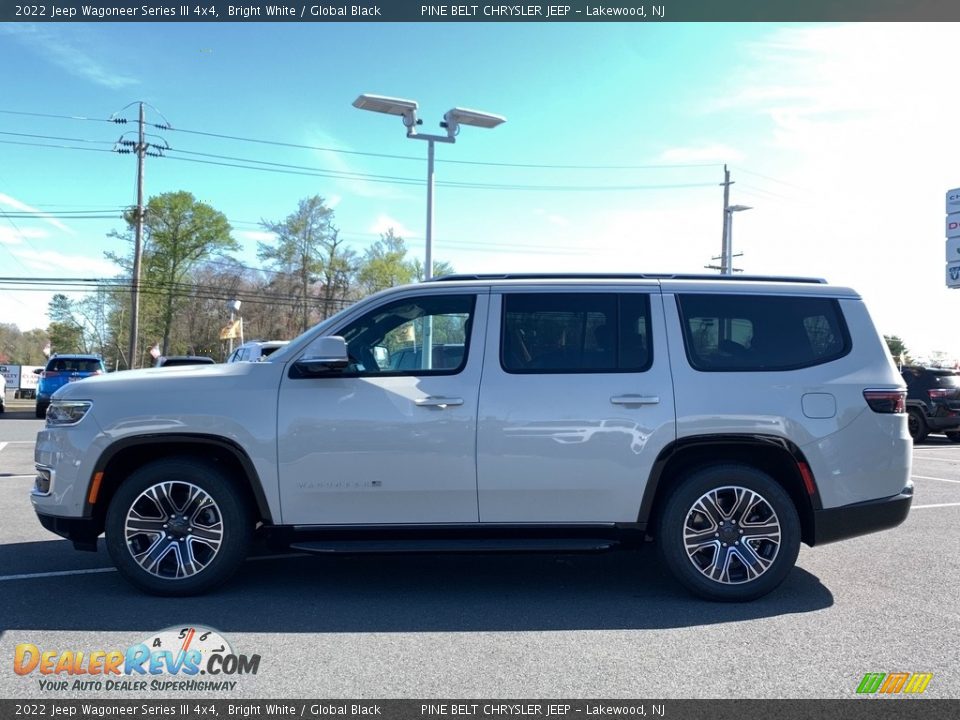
[31,274,913,601]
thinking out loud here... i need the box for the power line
[0,138,116,153]
[164,152,716,192]
[162,122,721,171]
[0,106,722,171]
[0,109,112,123]
[0,130,115,145]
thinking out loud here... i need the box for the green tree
[258,195,339,333]
[412,257,455,282]
[109,191,236,360]
[356,229,415,295]
[884,335,910,366]
[47,294,85,354]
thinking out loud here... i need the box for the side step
[289,538,620,555]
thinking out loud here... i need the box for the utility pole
[114,102,168,369]
[720,164,732,275]
[128,102,145,369]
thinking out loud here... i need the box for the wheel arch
[640,434,821,546]
[86,434,273,535]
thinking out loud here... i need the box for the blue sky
[1,21,959,360]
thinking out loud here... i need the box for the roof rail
[427,273,828,284]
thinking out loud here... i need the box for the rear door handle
[610,395,660,406]
[415,396,464,408]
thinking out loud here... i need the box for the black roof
[427,273,827,284]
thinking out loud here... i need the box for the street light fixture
[722,204,752,275]
[352,93,505,280]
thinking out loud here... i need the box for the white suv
[31,274,912,601]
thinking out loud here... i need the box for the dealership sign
[0,365,19,390]
[947,261,960,288]
[947,189,960,287]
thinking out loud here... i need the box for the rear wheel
[35,402,48,419]
[105,458,252,596]
[657,464,800,602]
[946,432,960,444]
[907,408,929,443]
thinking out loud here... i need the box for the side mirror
[293,336,349,375]
[34,368,43,375]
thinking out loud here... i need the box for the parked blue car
[36,354,106,418]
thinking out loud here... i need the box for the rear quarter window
[677,294,851,372]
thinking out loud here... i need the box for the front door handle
[610,395,660,406]
[415,396,464,408]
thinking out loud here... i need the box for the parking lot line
[912,474,960,484]
[909,454,960,463]
[0,442,6,454]
[912,502,960,509]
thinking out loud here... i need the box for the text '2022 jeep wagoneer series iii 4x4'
[32,274,913,601]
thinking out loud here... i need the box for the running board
[289,538,621,555]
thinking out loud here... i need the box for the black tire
[35,402,48,419]
[907,408,929,443]
[657,464,801,602]
[105,458,252,596]
[946,432,960,444]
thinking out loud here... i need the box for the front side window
[501,293,651,374]
[338,294,475,376]
[677,294,850,371]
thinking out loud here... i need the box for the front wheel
[105,458,252,596]
[657,464,801,602]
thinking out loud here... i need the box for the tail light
[928,388,949,400]
[863,389,906,414]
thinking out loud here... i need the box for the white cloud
[0,193,73,234]
[0,25,137,89]
[303,128,408,201]
[0,226,47,246]
[11,249,117,276]
[368,214,416,239]
[659,144,744,164]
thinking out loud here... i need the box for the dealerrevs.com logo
[13,625,260,692]
[856,672,934,694]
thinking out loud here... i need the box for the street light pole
[425,138,435,280]
[352,94,505,282]
[724,204,752,275]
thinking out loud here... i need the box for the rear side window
[501,293,651,373]
[677,294,850,372]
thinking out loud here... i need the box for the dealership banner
[0,700,957,719]
[3,1,960,22]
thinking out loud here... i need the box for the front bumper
[37,512,101,551]
[811,486,913,546]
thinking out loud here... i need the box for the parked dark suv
[900,366,960,442]
[35,354,106,418]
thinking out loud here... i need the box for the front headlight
[46,400,93,426]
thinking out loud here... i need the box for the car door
[277,289,488,525]
[476,285,676,523]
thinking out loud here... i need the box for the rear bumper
[811,486,913,546]
[925,415,960,431]
[36,512,101,551]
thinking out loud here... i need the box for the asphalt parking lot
[0,402,957,699]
